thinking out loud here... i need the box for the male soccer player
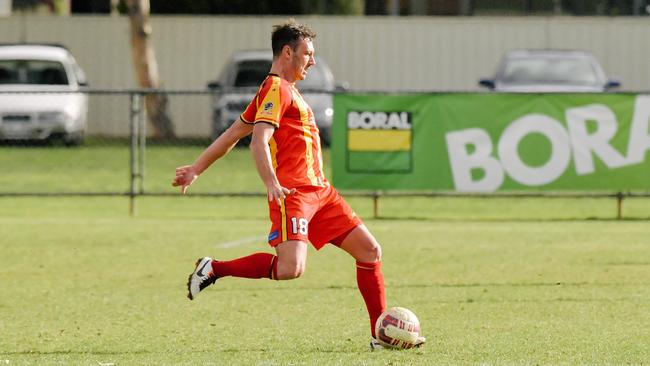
[173,19,423,350]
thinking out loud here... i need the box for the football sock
[356,261,386,338]
[211,252,278,280]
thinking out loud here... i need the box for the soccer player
[173,19,423,350]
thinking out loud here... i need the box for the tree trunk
[364,0,386,15]
[127,0,175,139]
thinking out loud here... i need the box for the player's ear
[282,44,292,58]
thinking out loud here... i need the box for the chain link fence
[0,89,215,200]
[1,89,649,220]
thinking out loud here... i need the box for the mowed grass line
[1,144,649,220]
[0,197,649,365]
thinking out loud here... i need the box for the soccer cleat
[414,336,426,348]
[369,336,426,351]
[187,257,217,300]
[369,338,385,351]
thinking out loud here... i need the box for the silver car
[0,44,88,145]
[479,49,621,92]
[207,49,346,145]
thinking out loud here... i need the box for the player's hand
[266,183,296,206]
[172,165,199,194]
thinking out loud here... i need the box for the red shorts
[267,184,362,250]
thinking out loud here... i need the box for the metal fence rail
[1,89,649,220]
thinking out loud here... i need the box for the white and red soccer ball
[374,307,422,349]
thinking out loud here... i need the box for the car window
[501,57,599,85]
[0,60,69,85]
[234,60,272,87]
[230,57,333,90]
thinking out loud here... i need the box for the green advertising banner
[332,93,650,192]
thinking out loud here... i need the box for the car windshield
[232,59,330,90]
[0,60,69,85]
[500,57,600,85]
[233,60,272,87]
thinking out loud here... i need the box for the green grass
[1,143,649,220]
[0,145,649,364]
[0,144,264,193]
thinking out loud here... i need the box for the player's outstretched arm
[172,118,253,194]
[250,123,295,205]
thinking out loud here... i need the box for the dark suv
[207,49,346,145]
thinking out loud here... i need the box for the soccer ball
[374,307,422,349]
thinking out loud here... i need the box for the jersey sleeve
[240,76,290,128]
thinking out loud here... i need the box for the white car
[0,44,88,145]
[479,49,621,93]
[207,49,346,145]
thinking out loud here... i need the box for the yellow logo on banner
[348,130,411,151]
[346,111,412,151]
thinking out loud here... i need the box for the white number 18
[290,217,308,235]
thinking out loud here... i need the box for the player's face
[290,37,315,81]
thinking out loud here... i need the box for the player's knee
[368,242,382,262]
[277,261,305,280]
[288,265,305,279]
[354,241,382,263]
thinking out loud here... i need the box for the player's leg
[307,185,386,339]
[211,252,278,279]
[337,224,381,262]
[207,239,306,281]
[336,225,386,339]
[267,189,315,279]
[188,190,315,300]
[187,252,279,300]
[186,241,307,300]
[273,240,308,280]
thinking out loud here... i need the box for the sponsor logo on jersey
[268,230,279,241]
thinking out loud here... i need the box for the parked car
[0,43,88,145]
[207,49,347,145]
[479,49,620,92]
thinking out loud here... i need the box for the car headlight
[324,107,334,118]
[38,111,69,124]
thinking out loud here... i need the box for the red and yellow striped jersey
[241,73,327,188]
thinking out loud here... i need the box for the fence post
[138,92,146,195]
[129,92,141,216]
[373,191,380,219]
[616,192,624,220]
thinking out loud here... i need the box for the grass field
[1,144,649,365]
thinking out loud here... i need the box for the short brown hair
[271,19,316,57]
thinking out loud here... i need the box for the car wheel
[211,109,225,140]
[236,134,251,146]
[63,132,84,147]
[319,127,331,147]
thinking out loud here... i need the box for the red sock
[211,253,278,280]
[356,261,386,338]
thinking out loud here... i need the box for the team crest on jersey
[260,101,274,116]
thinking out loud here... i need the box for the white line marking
[215,235,266,249]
